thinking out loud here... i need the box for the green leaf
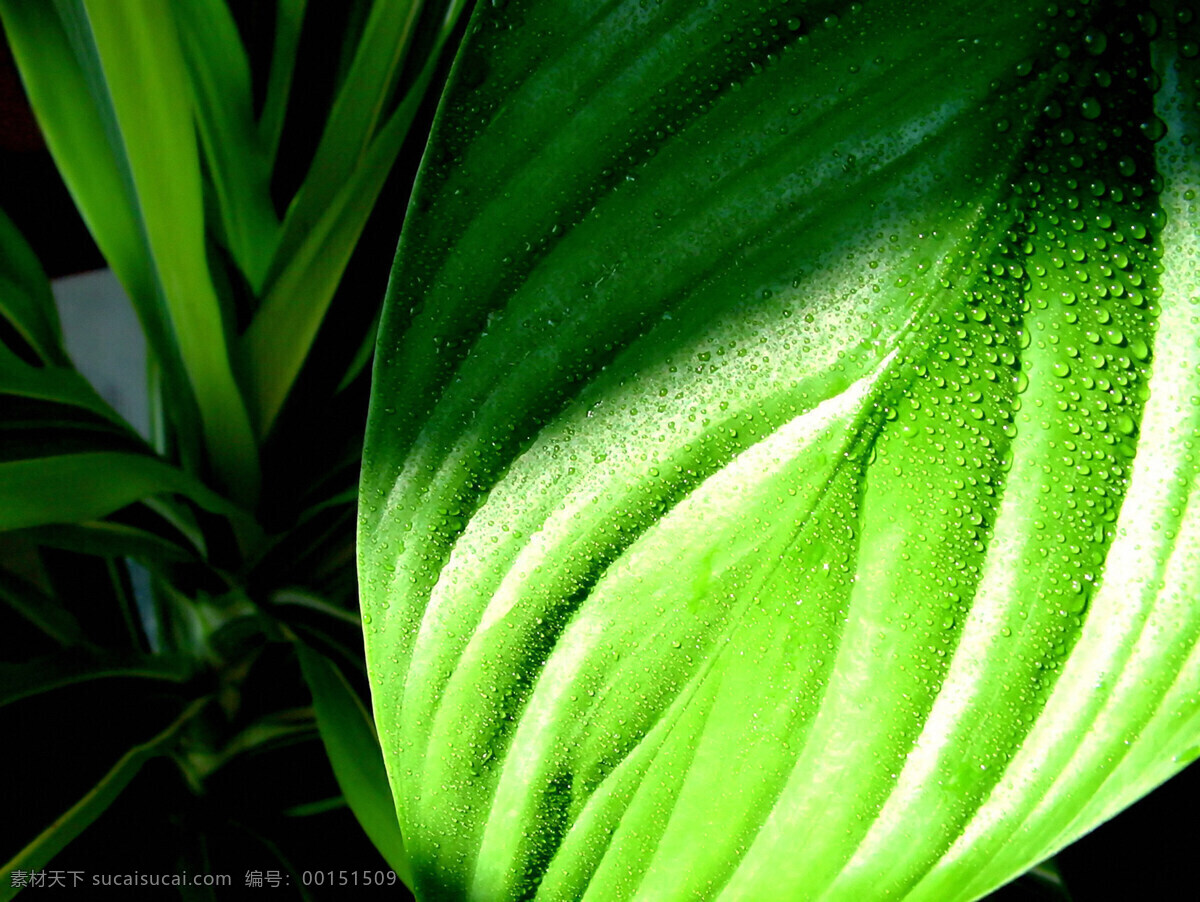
[272,589,362,627]
[0,207,67,367]
[19,518,202,569]
[240,100,412,435]
[0,1,156,326]
[295,642,414,890]
[2,0,261,501]
[0,696,207,898]
[283,796,349,818]
[0,649,192,710]
[336,312,381,394]
[359,1,1200,900]
[76,0,260,503]
[0,452,249,532]
[0,0,205,470]
[265,0,425,284]
[258,0,307,169]
[242,0,470,435]
[0,566,85,647]
[172,0,280,291]
[0,339,130,429]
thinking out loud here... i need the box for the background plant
[0,1,466,897]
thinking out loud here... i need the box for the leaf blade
[172,0,280,291]
[359,1,1200,900]
[0,650,192,710]
[0,452,249,532]
[295,642,414,889]
[0,696,207,898]
[0,207,67,367]
[79,0,260,501]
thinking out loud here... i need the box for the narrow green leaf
[295,642,414,890]
[78,0,260,502]
[0,208,67,367]
[141,496,211,561]
[1014,859,1072,901]
[360,1,1200,900]
[172,0,280,291]
[0,649,192,710]
[0,452,249,532]
[272,589,361,627]
[0,340,131,430]
[284,796,349,818]
[0,566,84,647]
[104,556,144,651]
[258,0,307,168]
[336,313,380,394]
[0,696,208,898]
[196,708,318,772]
[265,0,424,286]
[0,0,157,332]
[240,103,409,435]
[1,2,203,474]
[242,0,470,435]
[19,519,201,568]
[290,621,370,682]
[0,0,231,485]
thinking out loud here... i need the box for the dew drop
[1139,116,1167,142]
[1083,28,1108,55]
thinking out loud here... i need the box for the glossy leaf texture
[359,1,1200,900]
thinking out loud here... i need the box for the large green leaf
[359,1,1199,899]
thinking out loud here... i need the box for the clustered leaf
[0,1,468,890]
